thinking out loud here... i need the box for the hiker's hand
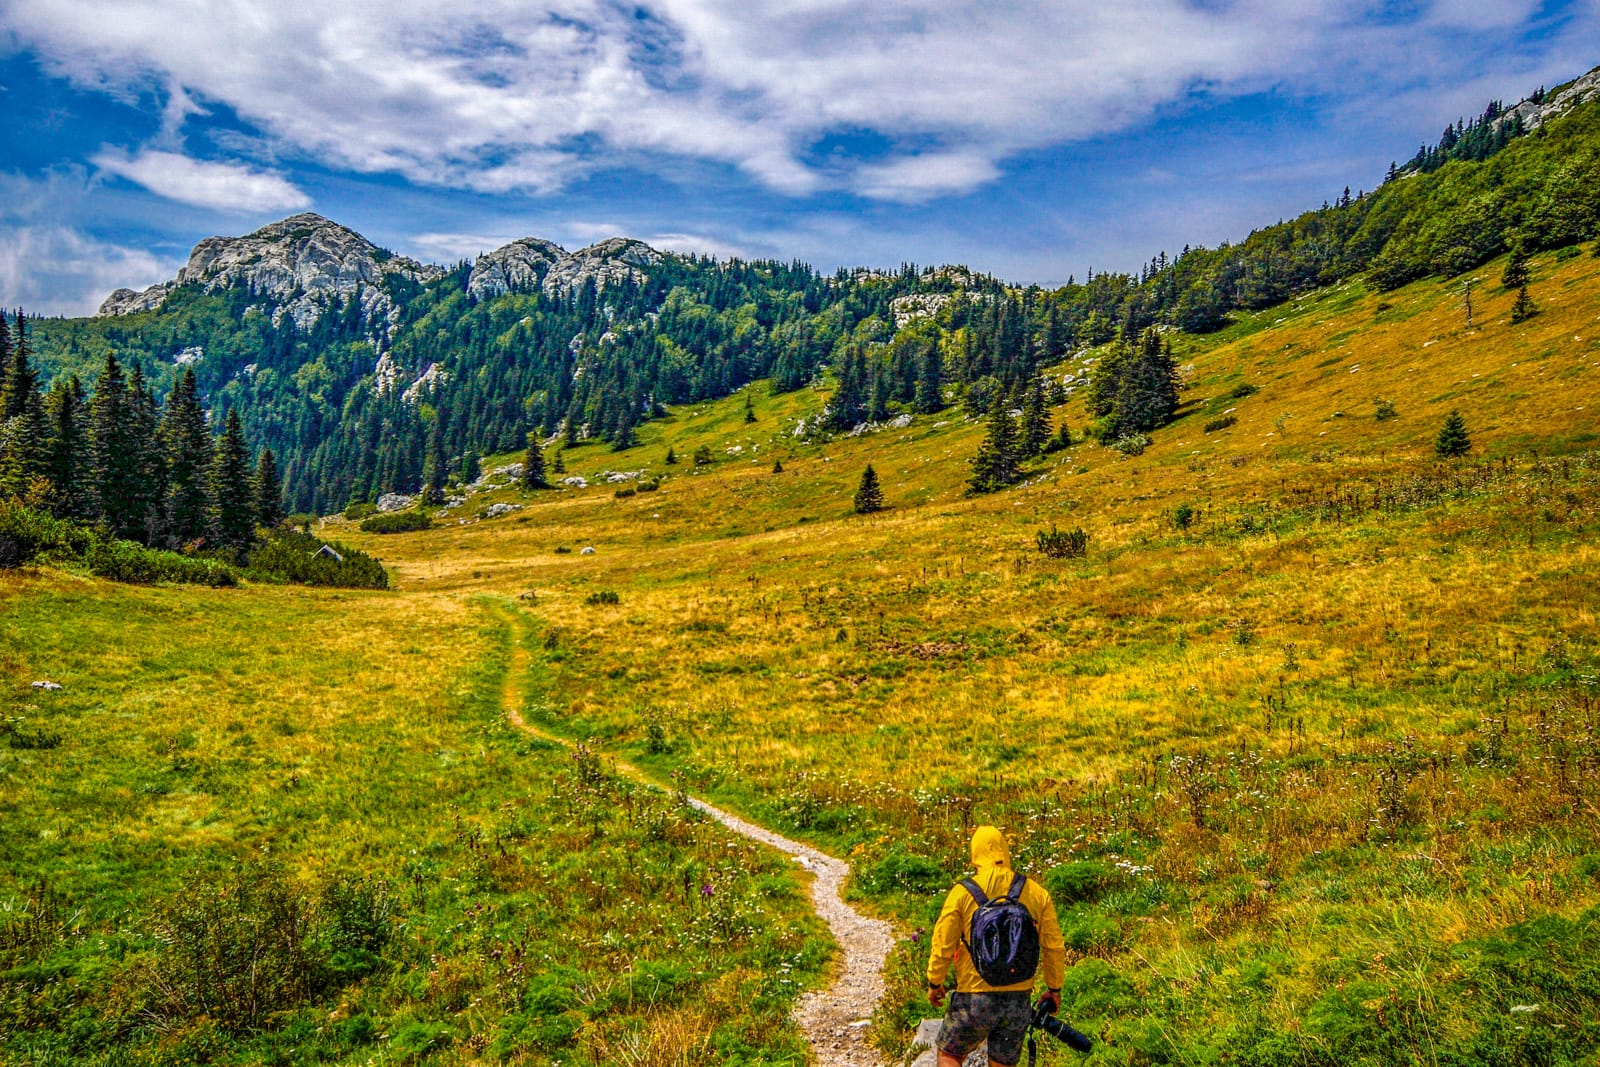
[928,984,946,1008]
[1038,989,1060,1015]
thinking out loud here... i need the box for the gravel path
[495,604,895,1066]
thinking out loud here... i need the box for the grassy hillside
[6,245,1600,1065]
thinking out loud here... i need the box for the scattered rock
[31,680,63,691]
[561,476,589,489]
[580,546,596,555]
[375,493,414,513]
[482,503,523,519]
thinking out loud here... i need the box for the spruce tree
[0,310,11,392]
[772,458,783,473]
[1501,243,1530,289]
[89,353,135,535]
[1086,337,1128,419]
[1435,409,1471,457]
[744,393,756,423]
[124,364,164,544]
[160,369,213,546]
[0,321,46,498]
[913,341,944,414]
[1112,329,1182,436]
[1510,285,1538,323]
[253,448,285,528]
[1019,377,1051,458]
[552,449,566,474]
[420,412,445,504]
[210,409,256,551]
[43,376,89,519]
[664,446,677,466]
[522,432,549,489]
[969,398,1021,493]
[853,464,884,513]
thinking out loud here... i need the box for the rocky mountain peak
[98,212,443,330]
[465,235,667,301]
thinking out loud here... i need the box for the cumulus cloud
[90,149,311,213]
[0,224,176,317]
[6,0,1593,204]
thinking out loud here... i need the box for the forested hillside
[21,65,1600,517]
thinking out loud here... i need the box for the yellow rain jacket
[927,826,1066,993]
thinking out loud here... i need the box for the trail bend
[493,602,895,1067]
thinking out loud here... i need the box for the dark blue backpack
[960,873,1040,986]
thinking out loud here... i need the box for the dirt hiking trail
[495,604,896,1066]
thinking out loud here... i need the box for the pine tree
[210,409,256,551]
[1019,377,1051,458]
[460,449,481,485]
[0,316,46,498]
[853,464,884,513]
[1435,409,1471,457]
[1112,329,1182,436]
[1510,285,1538,323]
[771,458,783,473]
[968,399,1021,493]
[0,310,12,393]
[744,393,757,423]
[664,446,677,466]
[89,353,138,536]
[1086,338,1128,418]
[253,448,285,528]
[913,341,944,414]
[160,369,213,545]
[420,411,445,504]
[43,376,89,519]
[1501,242,1530,289]
[522,432,549,489]
[124,364,164,544]
[552,449,566,474]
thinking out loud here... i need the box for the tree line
[1,309,282,554]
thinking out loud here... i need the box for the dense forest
[25,72,1600,514]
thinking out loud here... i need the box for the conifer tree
[1501,242,1530,289]
[210,409,256,551]
[853,464,884,513]
[1112,329,1182,436]
[772,458,783,473]
[744,393,756,423]
[43,376,89,519]
[552,449,566,474]
[664,446,677,466]
[124,364,164,544]
[1086,338,1128,418]
[969,398,1021,493]
[420,411,445,504]
[89,353,136,535]
[913,341,944,414]
[160,369,213,545]
[253,448,285,528]
[0,317,46,498]
[522,432,549,489]
[1019,377,1051,458]
[1435,409,1471,457]
[1510,285,1538,323]
[0,310,11,391]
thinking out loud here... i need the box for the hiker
[926,825,1066,1067]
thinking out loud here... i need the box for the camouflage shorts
[936,991,1033,1066]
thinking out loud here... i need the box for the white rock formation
[465,238,565,301]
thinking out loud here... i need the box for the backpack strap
[958,878,989,907]
[1004,873,1028,903]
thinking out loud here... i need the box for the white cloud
[91,148,311,213]
[0,224,176,317]
[7,0,1595,205]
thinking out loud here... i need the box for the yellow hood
[969,825,1010,869]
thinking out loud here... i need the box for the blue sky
[3,0,1597,315]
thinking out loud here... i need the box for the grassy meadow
[6,245,1600,1064]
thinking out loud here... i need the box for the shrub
[585,590,620,606]
[692,446,713,467]
[554,545,572,554]
[82,539,238,586]
[1037,526,1089,559]
[0,499,93,568]
[342,502,377,520]
[1374,398,1398,421]
[860,850,947,895]
[2,716,63,750]
[1111,433,1150,456]
[359,509,432,534]
[1229,383,1260,399]
[246,531,388,589]
[636,479,660,492]
[1203,415,1236,433]
[614,487,636,499]
[1045,861,1117,903]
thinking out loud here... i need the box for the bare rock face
[99,213,442,329]
[465,238,565,301]
[540,238,663,297]
[1494,64,1600,134]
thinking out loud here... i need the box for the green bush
[0,500,91,568]
[1037,525,1089,559]
[585,590,620,606]
[82,539,238,586]
[359,509,432,534]
[1045,860,1117,903]
[1203,415,1237,433]
[860,850,947,895]
[246,531,389,589]
[342,502,377,520]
